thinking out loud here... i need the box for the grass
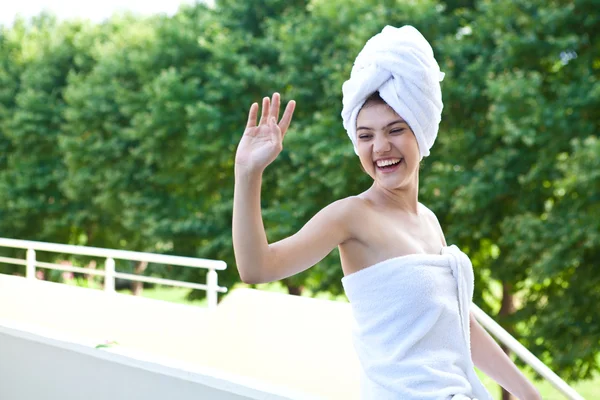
[477,369,597,400]
[116,285,208,307]
[62,277,207,307]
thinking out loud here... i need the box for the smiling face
[355,97,421,190]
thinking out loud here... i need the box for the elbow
[240,274,271,285]
[237,264,268,285]
[239,272,261,285]
[236,250,277,285]
[237,267,256,284]
[235,251,275,284]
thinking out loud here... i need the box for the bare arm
[234,175,351,283]
[233,93,351,283]
[470,313,542,400]
[233,167,270,283]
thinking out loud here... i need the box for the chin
[377,178,406,190]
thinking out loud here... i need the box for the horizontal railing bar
[471,304,584,400]
[0,238,226,270]
[0,256,27,266]
[113,272,228,293]
[33,264,227,293]
[35,262,107,277]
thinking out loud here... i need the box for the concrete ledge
[0,274,361,399]
[0,321,303,400]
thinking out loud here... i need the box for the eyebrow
[357,119,407,131]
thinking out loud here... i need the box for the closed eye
[358,134,372,140]
[390,128,405,134]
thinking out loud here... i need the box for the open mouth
[375,158,403,173]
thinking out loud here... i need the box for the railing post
[207,268,218,309]
[26,249,36,279]
[104,257,115,293]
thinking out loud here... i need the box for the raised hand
[235,92,296,174]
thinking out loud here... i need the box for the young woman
[233,25,541,400]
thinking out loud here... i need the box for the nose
[373,133,391,154]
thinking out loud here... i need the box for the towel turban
[341,25,445,159]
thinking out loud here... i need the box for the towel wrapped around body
[341,245,493,400]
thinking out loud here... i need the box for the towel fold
[341,25,444,158]
[341,245,492,400]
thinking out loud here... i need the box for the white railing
[471,305,584,400]
[0,237,227,309]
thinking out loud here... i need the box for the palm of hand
[235,93,296,173]
[236,124,282,170]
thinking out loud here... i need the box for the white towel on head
[341,25,445,159]
[341,245,493,400]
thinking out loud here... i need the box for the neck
[370,173,420,214]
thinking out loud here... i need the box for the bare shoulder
[419,203,447,244]
[321,196,372,235]
[323,195,369,221]
[419,203,440,223]
[324,196,373,247]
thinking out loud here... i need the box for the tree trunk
[131,261,148,296]
[284,280,303,296]
[499,281,515,400]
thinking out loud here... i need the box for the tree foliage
[0,0,597,382]
[433,0,600,379]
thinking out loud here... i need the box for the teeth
[376,159,401,167]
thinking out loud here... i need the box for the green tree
[171,0,315,296]
[430,0,600,394]
[0,15,83,273]
[0,2,597,391]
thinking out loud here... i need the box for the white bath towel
[341,25,445,159]
[341,245,492,400]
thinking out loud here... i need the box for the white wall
[0,274,361,399]
[0,323,306,400]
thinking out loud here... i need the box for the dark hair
[362,91,387,108]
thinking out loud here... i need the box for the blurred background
[0,1,598,398]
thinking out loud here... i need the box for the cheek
[398,134,420,156]
[356,150,374,173]
[359,157,372,173]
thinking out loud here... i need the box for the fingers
[258,96,270,125]
[279,100,296,137]
[246,102,258,129]
[269,92,280,122]
[268,115,279,135]
[253,93,295,135]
